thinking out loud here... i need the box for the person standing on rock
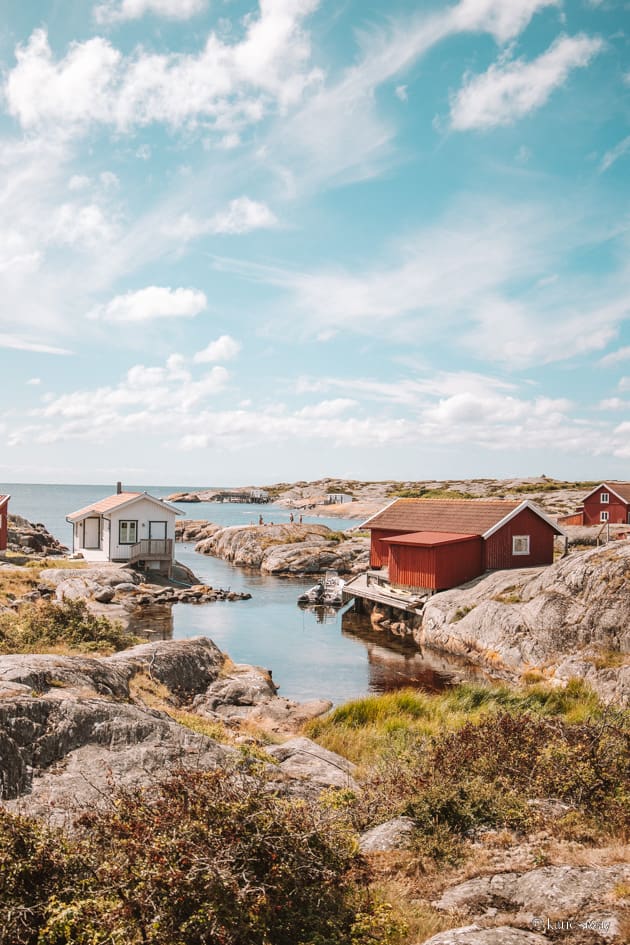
[259,515,264,525]
[299,514,303,525]
[289,513,294,523]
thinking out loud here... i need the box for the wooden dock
[342,572,427,615]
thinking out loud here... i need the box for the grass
[492,585,522,604]
[451,605,475,622]
[590,649,629,670]
[305,680,609,766]
[387,488,475,500]
[510,480,599,494]
[0,558,86,604]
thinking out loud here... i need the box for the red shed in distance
[558,482,630,527]
[0,495,9,553]
[362,498,565,594]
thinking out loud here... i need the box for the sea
[1,482,466,705]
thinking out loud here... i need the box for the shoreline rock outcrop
[358,543,630,705]
[194,522,369,575]
[0,637,333,819]
[5,514,68,557]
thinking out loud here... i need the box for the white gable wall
[108,497,178,560]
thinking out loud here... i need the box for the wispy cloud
[600,135,630,172]
[0,333,72,355]
[598,345,630,366]
[450,33,604,130]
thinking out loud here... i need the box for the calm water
[1,482,469,704]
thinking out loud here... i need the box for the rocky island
[179,520,370,575]
[169,475,599,521]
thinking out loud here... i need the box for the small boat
[298,569,345,606]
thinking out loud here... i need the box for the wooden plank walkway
[342,572,426,614]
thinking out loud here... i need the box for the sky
[0,0,629,487]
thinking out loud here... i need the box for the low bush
[0,598,137,655]
[355,710,629,854]
[0,767,400,945]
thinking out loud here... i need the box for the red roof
[589,482,630,503]
[364,499,523,535]
[67,492,142,520]
[383,531,479,547]
[0,495,9,508]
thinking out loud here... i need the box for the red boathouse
[558,482,630,527]
[363,499,565,594]
[0,495,9,553]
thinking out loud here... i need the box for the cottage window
[119,520,138,544]
[601,492,610,504]
[512,535,530,556]
[600,511,609,523]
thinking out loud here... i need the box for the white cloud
[296,398,358,418]
[451,0,561,44]
[94,0,206,26]
[68,174,91,191]
[598,346,630,366]
[395,84,408,102]
[450,33,604,130]
[600,135,630,173]
[88,286,207,322]
[54,203,118,247]
[209,196,278,235]
[168,197,278,241]
[599,398,629,410]
[6,5,323,136]
[27,377,42,385]
[194,335,242,363]
[0,333,72,355]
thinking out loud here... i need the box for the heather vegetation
[0,768,402,945]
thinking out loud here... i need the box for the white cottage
[66,489,182,576]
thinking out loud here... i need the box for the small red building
[363,499,564,593]
[0,495,9,553]
[558,482,630,527]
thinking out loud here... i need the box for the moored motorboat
[297,569,345,606]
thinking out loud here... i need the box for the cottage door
[84,517,100,549]
[149,521,167,540]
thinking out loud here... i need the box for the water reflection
[159,542,485,705]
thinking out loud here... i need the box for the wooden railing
[128,539,173,561]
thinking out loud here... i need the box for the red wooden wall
[0,498,8,552]
[582,487,629,526]
[370,528,408,567]
[484,507,556,570]
[389,537,483,591]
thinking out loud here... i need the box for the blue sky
[0,0,629,486]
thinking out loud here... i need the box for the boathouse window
[119,520,138,544]
[600,511,609,523]
[601,492,609,503]
[512,535,530,556]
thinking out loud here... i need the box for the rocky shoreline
[0,637,336,820]
[179,520,370,575]
[362,542,630,705]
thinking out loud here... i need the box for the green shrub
[0,598,137,655]
[0,767,393,945]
